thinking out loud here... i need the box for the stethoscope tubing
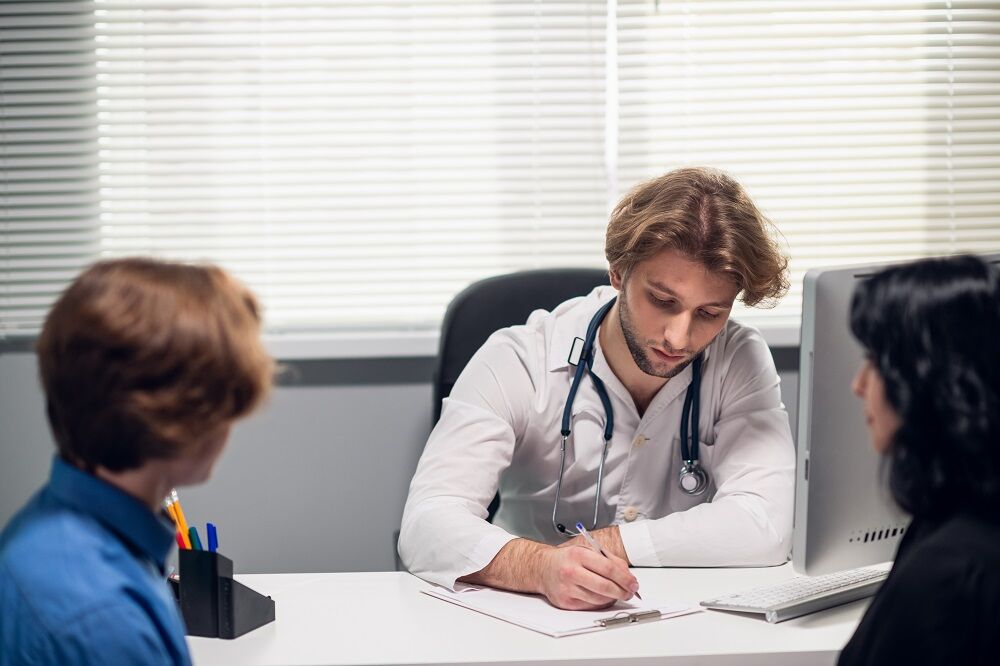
[552,296,708,537]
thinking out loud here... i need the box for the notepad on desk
[424,584,700,637]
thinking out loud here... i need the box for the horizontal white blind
[2,1,611,335]
[3,1,1000,338]
[0,1,103,335]
[98,1,609,332]
[616,0,1000,327]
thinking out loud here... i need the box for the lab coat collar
[545,285,729,420]
[546,286,618,373]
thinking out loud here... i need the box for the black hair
[850,254,1000,518]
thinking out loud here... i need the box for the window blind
[2,1,999,339]
[0,1,102,336]
[616,0,1000,326]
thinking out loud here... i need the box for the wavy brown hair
[37,258,274,472]
[605,167,789,307]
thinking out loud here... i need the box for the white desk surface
[188,564,868,666]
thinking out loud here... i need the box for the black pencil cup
[178,549,275,639]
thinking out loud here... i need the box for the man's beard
[618,293,698,380]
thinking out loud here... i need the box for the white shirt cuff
[618,520,661,567]
[444,531,518,591]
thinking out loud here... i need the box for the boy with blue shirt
[0,258,273,666]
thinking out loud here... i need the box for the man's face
[611,248,739,379]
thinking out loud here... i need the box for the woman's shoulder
[838,513,1000,666]
[884,512,1000,618]
[902,512,1000,574]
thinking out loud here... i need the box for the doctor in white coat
[399,167,796,610]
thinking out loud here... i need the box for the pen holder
[178,549,275,639]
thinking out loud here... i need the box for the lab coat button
[632,435,646,448]
[623,506,639,522]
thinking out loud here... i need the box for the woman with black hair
[838,254,1000,666]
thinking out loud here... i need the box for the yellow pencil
[163,503,184,548]
[163,502,188,549]
[164,501,178,526]
[167,490,192,549]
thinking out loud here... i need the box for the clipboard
[423,584,701,637]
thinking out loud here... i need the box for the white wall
[0,349,798,573]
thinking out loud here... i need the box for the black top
[838,510,1000,666]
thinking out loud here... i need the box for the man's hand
[537,544,638,610]
[458,536,638,611]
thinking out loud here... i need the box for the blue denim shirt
[0,457,191,666]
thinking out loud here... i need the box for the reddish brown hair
[36,258,274,472]
[605,167,789,307]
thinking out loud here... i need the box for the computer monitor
[792,260,907,576]
[791,253,1000,576]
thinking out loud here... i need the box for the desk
[188,564,867,666]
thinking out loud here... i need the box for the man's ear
[609,267,624,290]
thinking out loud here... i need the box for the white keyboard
[700,562,891,623]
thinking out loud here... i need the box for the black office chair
[433,268,611,516]
[393,268,610,571]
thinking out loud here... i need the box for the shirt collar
[46,456,175,573]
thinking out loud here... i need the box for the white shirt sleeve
[397,329,535,589]
[618,327,796,567]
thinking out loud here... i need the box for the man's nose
[663,313,692,352]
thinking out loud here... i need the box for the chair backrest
[432,268,610,422]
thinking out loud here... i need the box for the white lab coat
[399,286,795,590]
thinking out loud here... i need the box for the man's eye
[699,310,720,320]
[651,294,673,307]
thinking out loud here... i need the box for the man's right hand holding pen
[458,523,640,611]
[540,539,639,610]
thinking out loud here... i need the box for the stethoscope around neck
[552,296,710,538]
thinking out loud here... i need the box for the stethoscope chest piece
[678,461,709,496]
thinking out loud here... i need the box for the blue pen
[206,523,218,553]
[575,522,641,600]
